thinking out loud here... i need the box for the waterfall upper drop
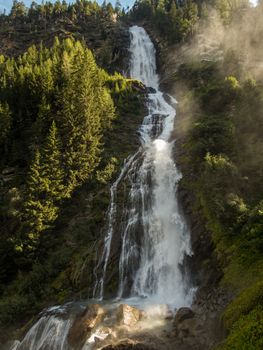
[95,26,194,308]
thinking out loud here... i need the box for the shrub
[224,281,263,329]
[223,306,263,350]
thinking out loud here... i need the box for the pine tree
[23,150,48,246]
[0,102,11,148]
[58,41,115,196]
[22,124,63,249]
[42,120,65,201]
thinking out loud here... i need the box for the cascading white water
[115,26,193,307]
[95,25,194,307]
[9,311,72,350]
[93,151,140,299]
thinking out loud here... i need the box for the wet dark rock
[68,304,105,349]
[173,307,195,325]
[116,304,143,327]
[145,86,157,94]
[131,80,147,93]
[165,309,173,320]
[175,317,203,338]
[101,339,156,350]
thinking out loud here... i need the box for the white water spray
[9,313,72,350]
[93,152,140,299]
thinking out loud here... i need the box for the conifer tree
[42,120,65,201]
[0,102,11,147]
[23,150,48,246]
[58,41,115,195]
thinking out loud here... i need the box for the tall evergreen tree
[42,120,65,201]
[0,102,11,147]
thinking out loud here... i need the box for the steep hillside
[136,1,263,349]
[0,1,147,344]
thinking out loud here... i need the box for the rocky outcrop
[172,308,203,346]
[68,304,106,349]
[173,307,195,325]
[101,340,156,350]
[116,304,143,327]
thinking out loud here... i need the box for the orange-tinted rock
[68,304,105,349]
[116,304,142,327]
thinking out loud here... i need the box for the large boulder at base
[101,339,156,349]
[176,317,203,338]
[68,304,105,349]
[173,307,204,342]
[116,304,142,327]
[173,307,195,326]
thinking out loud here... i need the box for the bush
[222,306,263,350]
[224,281,263,329]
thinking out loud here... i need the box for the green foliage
[21,121,65,251]
[129,0,198,43]
[42,121,65,201]
[0,30,145,331]
[96,157,118,184]
[176,57,263,349]
[224,76,240,90]
[221,306,263,350]
[4,0,118,26]
[0,38,119,254]
[57,42,115,195]
[22,149,57,248]
[215,0,250,24]
[0,102,11,146]
[10,0,27,20]
[224,281,263,330]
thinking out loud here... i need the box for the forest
[0,0,263,349]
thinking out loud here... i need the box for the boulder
[101,339,155,350]
[68,304,105,349]
[116,304,142,327]
[145,86,157,94]
[173,307,195,326]
[172,307,204,342]
[176,317,203,338]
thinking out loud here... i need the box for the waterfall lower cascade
[6,26,194,350]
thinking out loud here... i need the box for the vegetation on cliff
[127,0,198,43]
[176,60,263,348]
[0,2,145,341]
[0,0,263,348]
[163,2,263,349]
[0,0,127,71]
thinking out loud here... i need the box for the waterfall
[97,26,193,307]
[6,25,194,350]
[8,307,73,350]
[92,151,140,300]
